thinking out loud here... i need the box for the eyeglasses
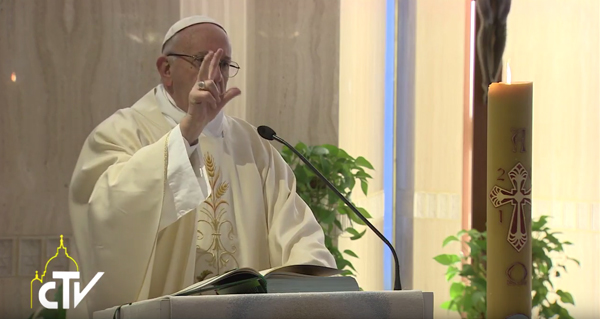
[166,53,240,78]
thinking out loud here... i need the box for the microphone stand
[258,126,402,291]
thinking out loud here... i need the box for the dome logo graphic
[30,235,104,310]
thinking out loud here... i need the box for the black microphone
[257,125,402,291]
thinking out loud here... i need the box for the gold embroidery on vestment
[196,153,238,278]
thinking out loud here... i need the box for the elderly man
[68,15,335,316]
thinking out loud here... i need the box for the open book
[172,264,360,296]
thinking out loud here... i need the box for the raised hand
[181,48,241,144]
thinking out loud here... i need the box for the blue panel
[383,0,395,291]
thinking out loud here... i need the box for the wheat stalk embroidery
[197,153,239,276]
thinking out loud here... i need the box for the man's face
[160,23,232,112]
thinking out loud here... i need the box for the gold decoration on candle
[489,162,531,252]
[486,62,533,319]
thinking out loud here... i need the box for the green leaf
[541,305,553,318]
[448,299,458,311]
[347,175,357,193]
[355,156,374,169]
[558,264,567,272]
[556,290,575,305]
[460,264,476,277]
[320,209,336,225]
[474,238,487,250]
[295,166,311,186]
[449,282,464,299]
[445,266,459,281]
[545,233,562,247]
[440,300,452,310]
[356,207,372,219]
[355,170,373,179]
[360,179,369,195]
[542,254,554,271]
[532,244,546,260]
[532,215,549,231]
[433,254,461,266]
[312,146,329,156]
[339,259,357,271]
[280,149,291,163]
[344,249,359,258]
[550,301,563,314]
[471,291,485,305]
[348,211,365,225]
[538,261,549,274]
[333,219,344,231]
[348,208,367,225]
[327,188,338,206]
[346,227,367,240]
[535,285,549,305]
[319,155,331,173]
[532,291,544,307]
[442,235,459,247]
[340,269,353,276]
[295,142,308,152]
[558,307,573,319]
[337,148,351,159]
[463,287,474,311]
[465,228,484,238]
[567,257,581,267]
[340,164,353,181]
[321,144,339,156]
[466,240,482,256]
[471,277,486,291]
[338,206,350,215]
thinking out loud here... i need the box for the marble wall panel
[245,0,340,147]
[0,238,15,277]
[0,0,179,317]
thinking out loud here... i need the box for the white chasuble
[68,88,335,318]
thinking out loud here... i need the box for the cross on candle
[489,162,532,252]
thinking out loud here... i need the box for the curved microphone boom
[257,125,402,291]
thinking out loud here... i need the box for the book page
[260,264,342,279]
[172,267,261,296]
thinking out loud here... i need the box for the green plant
[434,215,580,319]
[281,142,374,276]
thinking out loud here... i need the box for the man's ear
[156,56,173,86]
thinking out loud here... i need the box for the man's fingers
[190,90,218,109]
[197,51,214,81]
[219,87,242,106]
[209,49,223,80]
[198,80,221,103]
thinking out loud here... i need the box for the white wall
[337,0,388,291]
[395,1,466,317]
[504,1,600,317]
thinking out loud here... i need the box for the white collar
[154,84,224,137]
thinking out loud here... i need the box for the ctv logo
[30,235,104,309]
